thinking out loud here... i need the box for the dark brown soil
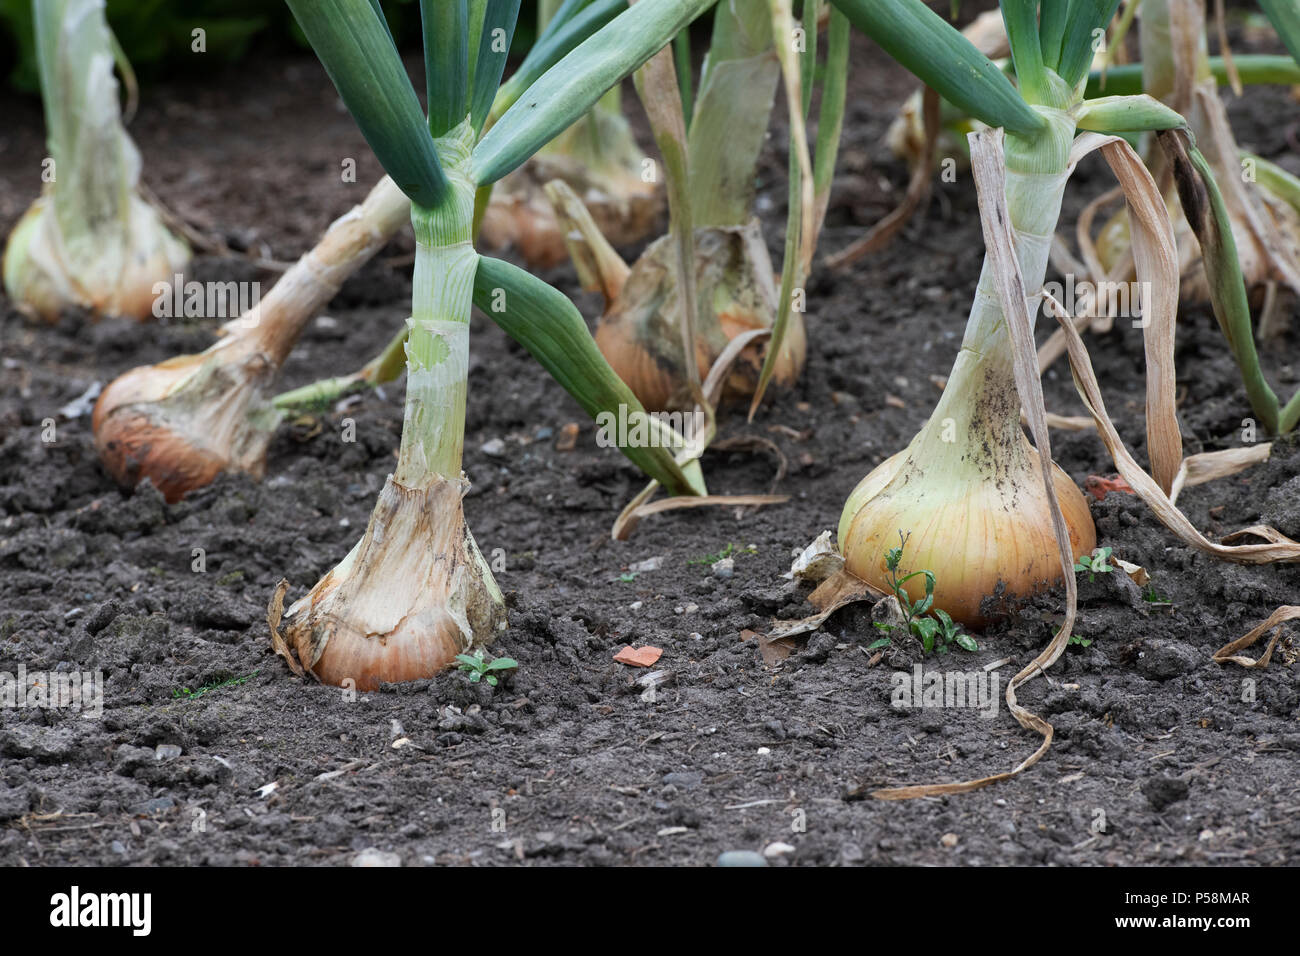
[2,32,1299,868]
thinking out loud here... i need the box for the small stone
[713,557,734,579]
[352,847,402,867]
[940,832,959,848]
[756,747,771,756]
[1137,640,1199,680]
[111,841,128,856]
[717,850,768,867]
[764,842,796,859]
[629,556,663,573]
[154,744,182,761]
[480,438,507,458]
[534,426,554,441]
[629,601,643,611]
[555,422,580,451]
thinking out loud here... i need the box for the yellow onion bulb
[3,192,189,323]
[596,222,805,412]
[93,337,277,502]
[274,476,507,690]
[838,420,1095,627]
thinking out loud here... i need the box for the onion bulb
[602,224,805,411]
[92,176,410,501]
[842,114,1095,626]
[549,180,804,412]
[272,166,505,690]
[4,0,189,322]
[838,361,1096,626]
[92,334,280,503]
[273,475,506,690]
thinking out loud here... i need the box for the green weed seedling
[455,649,518,687]
[688,542,757,566]
[868,533,978,655]
[173,670,258,700]
[1074,546,1115,583]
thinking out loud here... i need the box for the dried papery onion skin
[92,341,278,503]
[278,476,506,691]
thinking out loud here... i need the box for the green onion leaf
[470,0,522,132]
[829,0,1043,136]
[286,0,446,207]
[1000,0,1047,103]
[492,0,624,118]
[1057,0,1122,90]
[473,255,706,496]
[1156,130,1281,434]
[422,0,469,137]
[1038,0,1069,71]
[1075,94,1187,133]
[472,0,715,185]
[1085,55,1300,97]
[1258,0,1300,66]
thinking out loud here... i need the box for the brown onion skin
[595,303,806,413]
[93,356,215,502]
[92,347,271,503]
[275,478,506,691]
[94,410,227,504]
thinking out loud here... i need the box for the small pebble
[764,842,795,859]
[352,848,402,867]
[717,850,768,867]
[480,438,506,458]
[712,557,734,579]
[555,422,579,451]
[154,744,182,761]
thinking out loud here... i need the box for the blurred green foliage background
[0,0,545,93]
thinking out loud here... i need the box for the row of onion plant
[256,0,722,690]
[91,0,668,502]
